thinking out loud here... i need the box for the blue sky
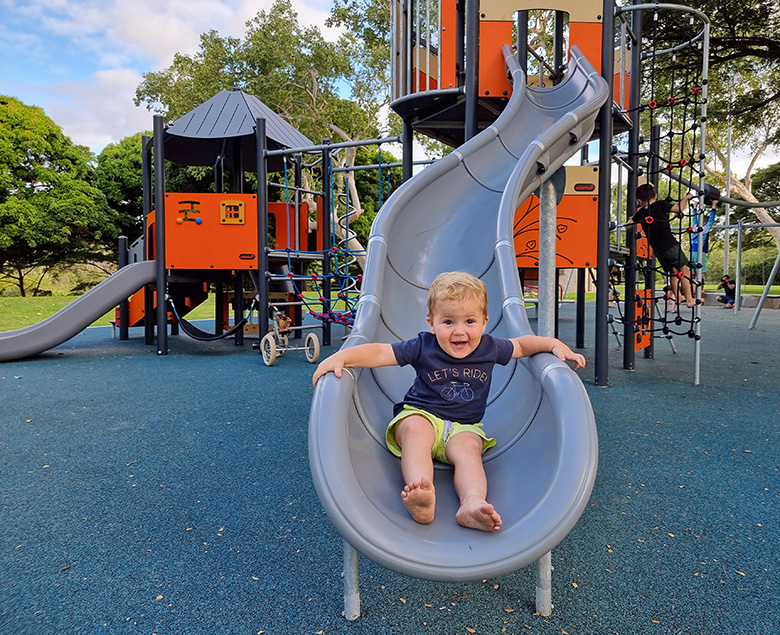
[0,0,338,154]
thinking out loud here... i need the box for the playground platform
[1,301,778,634]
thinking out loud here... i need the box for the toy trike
[256,305,320,366]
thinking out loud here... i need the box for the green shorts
[656,243,690,273]
[385,405,496,465]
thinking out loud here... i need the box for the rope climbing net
[613,5,711,348]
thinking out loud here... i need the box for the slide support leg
[342,540,361,620]
[535,551,553,616]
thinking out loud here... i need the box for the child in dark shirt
[312,271,585,531]
[625,183,697,308]
[717,274,736,308]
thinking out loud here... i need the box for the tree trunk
[705,135,780,250]
[328,123,368,270]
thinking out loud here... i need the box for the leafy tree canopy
[135,0,358,144]
[95,134,219,244]
[628,0,780,250]
[0,95,118,295]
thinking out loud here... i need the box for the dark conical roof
[162,89,313,173]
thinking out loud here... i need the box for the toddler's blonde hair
[427,271,488,318]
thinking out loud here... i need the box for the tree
[95,133,219,246]
[649,0,780,253]
[94,133,146,244]
[135,0,351,142]
[342,145,404,246]
[0,96,118,296]
[134,0,395,268]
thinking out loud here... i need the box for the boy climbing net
[624,183,698,309]
[312,271,585,531]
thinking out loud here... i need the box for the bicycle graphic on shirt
[440,381,474,402]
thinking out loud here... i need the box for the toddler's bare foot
[401,476,435,524]
[456,497,502,532]
[686,299,696,309]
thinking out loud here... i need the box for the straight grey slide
[0,260,156,362]
[310,45,608,582]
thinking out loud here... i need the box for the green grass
[0,296,217,332]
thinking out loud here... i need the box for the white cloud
[45,70,153,151]
[2,0,344,154]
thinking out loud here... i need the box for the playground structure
[2,0,776,622]
[0,90,402,362]
[0,0,719,617]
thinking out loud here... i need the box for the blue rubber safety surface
[1,303,778,634]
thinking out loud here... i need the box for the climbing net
[614,6,711,345]
[266,149,395,327]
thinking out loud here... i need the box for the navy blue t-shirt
[391,332,515,423]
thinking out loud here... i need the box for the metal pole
[735,219,743,313]
[594,0,615,386]
[576,268,586,348]
[456,0,465,86]
[553,11,564,83]
[516,11,528,75]
[343,540,361,620]
[233,139,243,193]
[141,134,155,345]
[293,154,304,336]
[464,0,479,140]
[748,251,780,330]
[266,135,402,158]
[724,74,734,274]
[645,123,661,361]
[623,6,643,370]
[321,140,333,346]
[142,134,152,258]
[538,179,557,338]
[405,0,413,96]
[256,118,269,339]
[234,273,244,346]
[401,120,414,183]
[118,235,129,341]
[693,19,710,387]
[390,0,397,100]
[152,115,168,356]
[535,551,552,616]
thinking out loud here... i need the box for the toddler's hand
[552,344,586,371]
[312,355,345,387]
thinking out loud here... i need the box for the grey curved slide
[0,260,156,362]
[309,46,608,582]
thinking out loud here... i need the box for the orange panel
[569,22,602,74]
[440,0,458,90]
[117,287,177,328]
[126,287,147,327]
[634,289,653,352]
[415,71,439,91]
[636,234,651,260]
[163,193,259,270]
[479,21,514,96]
[513,168,599,269]
[316,197,325,251]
